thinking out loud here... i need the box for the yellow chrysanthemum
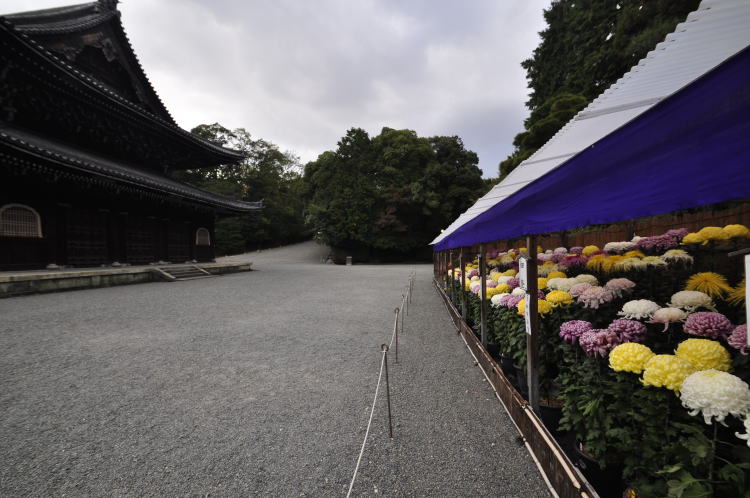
[490,272,501,282]
[537,277,548,290]
[464,280,471,291]
[609,343,655,374]
[495,283,510,294]
[682,232,703,245]
[722,224,750,239]
[641,355,697,392]
[582,245,601,257]
[503,269,517,277]
[675,338,732,372]
[685,272,732,299]
[697,226,730,242]
[602,255,625,273]
[727,279,746,307]
[546,290,574,306]
[547,271,567,279]
[586,254,608,272]
[542,261,555,267]
[516,298,553,315]
[486,286,500,298]
[623,250,646,259]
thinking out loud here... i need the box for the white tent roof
[431,0,750,246]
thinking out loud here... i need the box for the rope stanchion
[381,344,394,439]
[345,349,387,498]
[392,307,399,363]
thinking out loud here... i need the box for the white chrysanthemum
[511,287,526,296]
[496,276,512,285]
[631,235,643,242]
[554,247,568,254]
[603,241,636,253]
[618,299,661,320]
[469,281,481,293]
[662,249,694,264]
[547,277,575,291]
[680,370,750,425]
[500,255,515,265]
[537,265,560,277]
[471,276,480,282]
[643,256,668,267]
[649,307,688,331]
[616,257,648,271]
[573,274,599,286]
[669,290,716,312]
[491,293,509,307]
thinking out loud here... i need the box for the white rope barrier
[346,350,387,498]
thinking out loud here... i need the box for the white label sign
[524,300,532,335]
[518,257,528,291]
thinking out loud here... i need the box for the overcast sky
[5,0,550,177]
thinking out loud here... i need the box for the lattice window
[0,204,42,238]
[195,227,211,246]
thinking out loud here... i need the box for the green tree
[304,127,486,261]
[175,123,309,254]
[500,0,700,178]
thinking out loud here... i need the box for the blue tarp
[435,46,750,251]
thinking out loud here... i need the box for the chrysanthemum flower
[675,338,732,372]
[609,318,647,343]
[578,286,614,309]
[573,274,599,285]
[681,232,703,245]
[603,241,636,254]
[562,254,588,268]
[580,329,621,358]
[623,250,646,259]
[727,325,748,355]
[547,277,575,291]
[569,246,583,254]
[586,254,608,272]
[618,300,661,320]
[609,343,654,374]
[683,312,733,339]
[697,226,730,242]
[642,256,667,267]
[736,416,750,447]
[554,247,568,254]
[669,290,716,312]
[680,370,750,424]
[537,277,548,290]
[642,355,696,391]
[516,298,553,315]
[511,287,526,296]
[546,271,566,280]
[685,272,732,299]
[546,290,574,306]
[490,293,509,307]
[649,307,688,331]
[582,245,600,257]
[662,249,694,264]
[601,255,625,273]
[727,280,746,307]
[605,278,636,298]
[559,320,592,345]
[569,282,593,297]
[722,224,750,239]
[616,257,648,271]
[503,269,517,277]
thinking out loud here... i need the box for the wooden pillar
[479,243,487,346]
[448,250,454,302]
[460,249,467,321]
[526,234,540,414]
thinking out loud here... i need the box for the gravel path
[0,243,549,497]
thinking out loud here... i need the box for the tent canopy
[435,46,750,251]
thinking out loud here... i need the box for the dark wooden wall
[0,175,216,270]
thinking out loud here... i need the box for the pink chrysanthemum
[580,329,621,358]
[577,286,614,309]
[559,320,593,345]
[727,325,748,355]
[608,319,647,343]
[604,278,636,298]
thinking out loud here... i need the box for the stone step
[157,265,213,281]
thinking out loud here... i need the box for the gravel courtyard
[0,242,548,497]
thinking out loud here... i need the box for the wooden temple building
[0,0,261,271]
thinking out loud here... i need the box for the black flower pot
[539,403,563,435]
[512,364,529,399]
[572,443,625,498]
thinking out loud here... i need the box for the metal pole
[381,344,394,439]
[401,293,405,334]
[526,235,540,414]
[460,249,468,322]
[393,308,399,364]
[479,244,487,346]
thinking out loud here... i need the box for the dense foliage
[175,123,309,255]
[304,127,486,262]
[500,0,700,178]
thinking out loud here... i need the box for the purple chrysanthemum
[569,246,583,254]
[604,278,636,298]
[579,329,621,358]
[538,253,555,262]
[562,254,588,268]
[636,228,689,252]
[487,281,498,288]
[504,295,524,308]
[608,318,647,343]
[727,324,748,355]
[559,320,593,345]
[467,269,479,279]
[507,277,520,290]
[683,312,734,339]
